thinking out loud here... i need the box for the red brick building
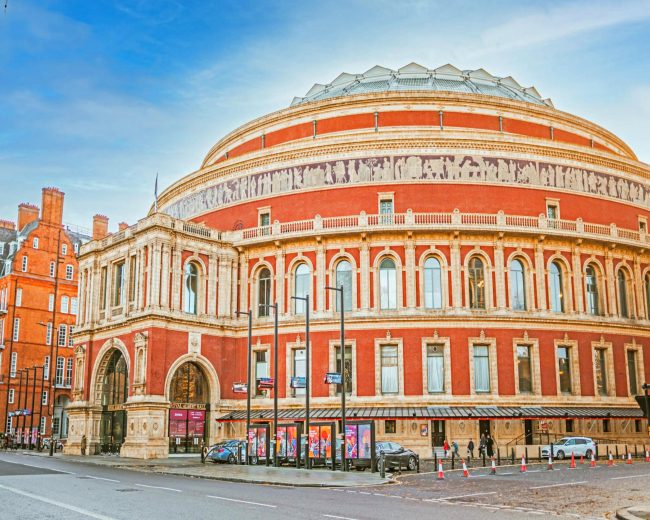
[67,64,649,459]
[0,188,90,444]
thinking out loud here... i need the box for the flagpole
[154,173,159,213]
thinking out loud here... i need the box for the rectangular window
[517,345,533,393]
[49,262,56,277]
[44,356,50,380]
[66,357,73,387]
[15,288,22,307]
[48,294,55,312]
[58,324,67,347]
[379,199,394,225]
[65,265,73,280]
[292,348,306,396]
[426,344,444,393]
[10,352,17,377]
[384,420,396,434]
[74,242,79,254]
[627,350,638,395]
[52,417,60,435]
[12,318,19,341]
[594,348,608,396]
[55,356,65,386]
[603,419,610,433]
[557,346,572,394]
[6,416,13,435]
[39,417,46,434]
[68,326,74,346]
[113,261,125,306]
[45,322,53,346]
[21,256,28,272]
[547,203,559,220]
[335,345,353,395]
[71,297,78,315]
[380,345,398,394]
[61,296,69,314]
[128,256,137,302]
[259,212,270,227]
[254,350,268,397]
[635,419,642,433]
[8,388,14,404]
[61,244,67,255]
[565,419,574,433]
[100,266,108,310]
[33,237,39,249]
[42,391,48,405]
[473,345,490,393]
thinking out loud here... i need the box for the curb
[616,507,650,520]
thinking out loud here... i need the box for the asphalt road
[0,452,648,520]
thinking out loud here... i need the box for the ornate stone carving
[188,332,201,356]
[73,345,86,400]
[133,332,148,396]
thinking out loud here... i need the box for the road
[0,452,648,519]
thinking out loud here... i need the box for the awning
[216,405,644,422]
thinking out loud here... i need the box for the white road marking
[207,495,277,508]
[134,483,181,492]
[0,458,75,474]
[610,473,650,480]
[323,515,358,520]
[0,483,116,520]
[530,481,587,490]
[85,476,120,483]
[429,491,497,501]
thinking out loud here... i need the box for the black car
[375,441,418,471]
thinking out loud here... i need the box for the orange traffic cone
[608,453,614,466]
[579,455,584,465]
[570,452,576,469]
[462,460,470,478]
[437,462,445,480]
[490,457,496,475]
[547,456,553,470]
[627,453,633,465]
[645,450,649,463]
[520,456,527,473]
[590,454,596,468]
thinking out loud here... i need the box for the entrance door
[169,362,209,454]
[524,420,533,445]
[100,350,128,454]
[479,420,491,438]
[431,420,445,448]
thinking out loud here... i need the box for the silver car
[541,437,596,460]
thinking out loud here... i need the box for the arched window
[424,257,442,309]
[335,260,353,312]
[170,362,207,404]
[294,263,310,314]
[183,262,199,315]
[379,258,397,310]
[549,261,564,312]
[585,264,600,315]
[509,259,526,311]
[468,257,485,309]
[617,269,630,318]
[101,350,128,406]
[258,268,271,317]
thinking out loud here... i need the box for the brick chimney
[118,222,129,231]
[41,187,65,225]
[93,214,109,240]
[0,220,16,230]
[17,203,40,230]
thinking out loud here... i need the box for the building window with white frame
[57,324,67,347]
[49,261,56,277]
[21,255,28,272]
[39,417,46,434]
[254,350,268,397]
[68,326,74,347]
[71,297,78,315]
[45,322,53,346]
[292,348,306,396]
[257,268,272,317]
[15,288,22,307]
[65,264,73,280]
[516,345,533,393]
[379,198,394,224]
[335,260,353,312]
[8,388,14,404]
[468,257,486,309]
[12,318,19,341]
[48,293,54,312]
[473,345,490,392]
[55,356,65,386]
[335,345,353,395]
[424,257,443,309]
[585,264,600,315]
[44,356,50,380]
[33,237,39,249]
[426,344,444,393]
[379,258,397,310]
[509,259,526,310]
[61,244,68,255]
[10,352,18,378]
[557,346,572,394]
[294,263,310,314]
[380,345,399,394]
[183,262,199,315]
[549,261,565,312]
[42,391,48,405]
[66,357,73,387]
[61,296,69,314]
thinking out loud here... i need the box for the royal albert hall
[66,63,650,459]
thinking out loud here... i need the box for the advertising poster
[358,424,372,459]
[320,425,332,459]
[256,428,267,457]
[308,426,320,458]
[277,427,287,457]
[345,424,358,459]
[286,426,298,458]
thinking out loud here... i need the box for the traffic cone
[645,450,649,463]
[608,453,614,466]
[627,453,633,465]
[490,457,496,475]
[580,455,584,464]
[462,460,470,478]
[437,462,445,480]
[590,454,596,468]
[547,456,553,470]
[520,456,527,473]
[570,452,576,469]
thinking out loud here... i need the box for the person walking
[486,434,494,458]
[467,439,475,459]
[443,439,450,458]
[452,440,459,457]
[81,434,87,456]
[479,433,486,457]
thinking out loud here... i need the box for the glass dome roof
[291,62,553,108]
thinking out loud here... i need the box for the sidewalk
[617,506,650,520]
[19,451,390,487]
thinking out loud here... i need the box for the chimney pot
[93,214,109,240]
[118,222,128,231]
[17,203,40,230]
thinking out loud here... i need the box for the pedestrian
[479,433,486,457]
[467,439,475,459]
[443,439,450,458]
[486,434,494,458]
[452,440,459,457]
[81,434,87,456]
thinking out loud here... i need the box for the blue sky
[1,0,649,230]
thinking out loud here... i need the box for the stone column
[494,239,506,310]
[207,254,218,316]
[77,269,86,326]
[605,251,616,316]
[405,238,416,309]
[633,255,644,319]
[316,244,326,313]
[159,243,171,310]
[151,243,163,309]
[360,240,370,311]
[145,244,153,309]
[534,241,547,310]
[450,237,462,309]
[230,258,238,318]
[217,256,232,317]
[239,253,249,312]
[275,249,285,314]
[171,246,182,311]
[572,245,584,313]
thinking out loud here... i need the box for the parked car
[207,440,245,464]
[42,438,64,452]
[541,437,596,460]
[351,441,418,472]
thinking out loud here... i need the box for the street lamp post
[291,294,310,469]
[29,366,37,449]
[37,321,59,456]
[236,309,253,464]
[643,383,650,435]
[326,284,347,472]
[259,302,279,467]
[16,369,24,446]
[2,279,20,439]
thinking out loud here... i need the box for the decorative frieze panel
[163,154,650,220]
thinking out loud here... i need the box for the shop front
[168,362,209,454]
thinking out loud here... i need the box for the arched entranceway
[168,362,209,454]
[99,350,128,454]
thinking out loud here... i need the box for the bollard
[434,451,438,470]
[497,446,501,466]
[380,451,386,479]
[635,445,638,459]
[550,442,554,463]
[451,451,455,470]
[524,447,529,465]
[625,444,629,458]
[416,454,420,473]
[482,450,486,467]
[538,446,541,462]
[511,447,515,465]
[615,445,619,459]
[595,444,599,460]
